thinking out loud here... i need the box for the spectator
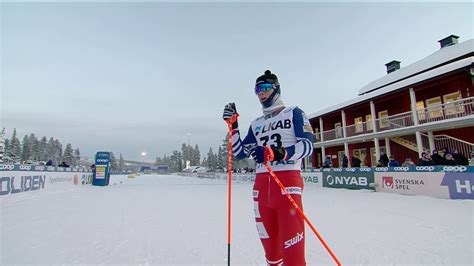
[418,152,435,166]
[402,157,416,167]
[376,159,385,167]
[431,150,444,165]
[342,154,348,168]
[59,161,69,168]
[452,149,469,165]
[388,155,400,167]
[352,155,361,168]
[323,156,332,168]
[46,159,53,166]
[440,147,449,158]
[379,152,389,167]
[444,153,457,166]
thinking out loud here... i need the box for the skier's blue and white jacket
[232,106,315,174]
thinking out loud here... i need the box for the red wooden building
[307,35,474,168]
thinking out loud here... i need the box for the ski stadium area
[1,173,472,265]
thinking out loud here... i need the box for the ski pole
[225,121,233,266]
[263,162,342,266]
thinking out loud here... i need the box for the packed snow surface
[1,174,472,265]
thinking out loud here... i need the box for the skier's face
[257,89,274,103]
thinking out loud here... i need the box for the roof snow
[308,39,474,119]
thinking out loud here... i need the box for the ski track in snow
[1,174,472,265]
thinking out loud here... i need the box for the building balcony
[315,96,474,145]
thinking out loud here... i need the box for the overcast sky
[1,1,473,161]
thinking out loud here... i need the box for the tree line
[0,128,81,167]
[154,133,252,172]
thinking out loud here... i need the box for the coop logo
[441,172,474,199]
[393,167,409,172]
[34,166,45,171]
[47,166,55,171]
[375,167,389,172]
[0,164,15,171]
[345,168,356,172]
[19,165,32,171]
[382,176,394,188]
[359,167,372,172]
[443,166,467,172]
[96,159,109,163]
[416,166,435,171]
[284,232,304,249]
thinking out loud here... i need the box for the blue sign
[92,152,111,186]
[441,172,474,200]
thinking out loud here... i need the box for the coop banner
[375,171,474,200]
[0,171,93,196]
[0,163,91,172]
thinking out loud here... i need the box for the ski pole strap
[262,163,342,266]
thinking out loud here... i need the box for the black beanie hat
[255,70,280,89]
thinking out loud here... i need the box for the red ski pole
[225,121,234,266]
[263,162,342,266]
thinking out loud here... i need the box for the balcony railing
[375,111,414,132]
[315,96,474,144]
[417,96,474,125]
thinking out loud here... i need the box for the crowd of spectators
[321,148,471,168]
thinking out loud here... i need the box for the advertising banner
[0,163,91,172]
[375,171,474,200]
[92,152,111,186]
[0,171,93,196]
[301,172,323,187]
[323,168,375,190]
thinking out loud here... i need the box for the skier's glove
[222,102,239,129]
[251,146,287,164]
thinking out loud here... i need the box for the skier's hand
[251,146,274,164]
[222,103,239,129]
[271,146,287,161]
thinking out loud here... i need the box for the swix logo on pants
[284,232,304,249]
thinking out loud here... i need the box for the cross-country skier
[222,70,315,265]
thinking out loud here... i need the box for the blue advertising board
[92,152,111,186]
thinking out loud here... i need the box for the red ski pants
[253,170,306,266]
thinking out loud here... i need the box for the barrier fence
[2,164,472,200]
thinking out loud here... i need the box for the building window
[443,91,463,116]
[366,114,373,131]
[416,101,426,121]
[314,128,320,141]
[354,117,363,133]
[335,122,342,138]
[378,110,389,128]
[426,96,443,119]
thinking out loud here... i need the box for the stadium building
[307,35,474,168]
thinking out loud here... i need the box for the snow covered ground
[1,174,472,265]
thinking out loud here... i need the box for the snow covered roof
[359,39,474,95]
[309,56,473,119]
[308,38,474,120]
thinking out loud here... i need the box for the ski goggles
[255,83,276,94]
